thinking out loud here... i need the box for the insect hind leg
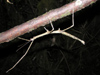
[63,9,74,31]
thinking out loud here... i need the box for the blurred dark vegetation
[0,0,100,75]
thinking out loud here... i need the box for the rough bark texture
[0,0,97,44]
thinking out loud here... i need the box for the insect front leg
[6,40,34,73]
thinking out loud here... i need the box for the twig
[7,0,13,4]
[0,0,97,44]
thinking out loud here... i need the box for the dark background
[0,0,100,75]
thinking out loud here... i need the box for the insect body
[6,0,85,73]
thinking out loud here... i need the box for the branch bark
[0,0,97,44]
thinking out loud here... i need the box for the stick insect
[6,0,85,73]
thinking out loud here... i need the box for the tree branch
[0,0,97,44]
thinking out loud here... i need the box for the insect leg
[6,40,34,73]
[63,9,74,31]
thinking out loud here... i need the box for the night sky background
[0,0,100,75]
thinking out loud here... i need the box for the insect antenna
[16,41,31,52]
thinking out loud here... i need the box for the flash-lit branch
[0,0,97,44]
[7,0,13,4]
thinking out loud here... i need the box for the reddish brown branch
[0,0,97,44]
